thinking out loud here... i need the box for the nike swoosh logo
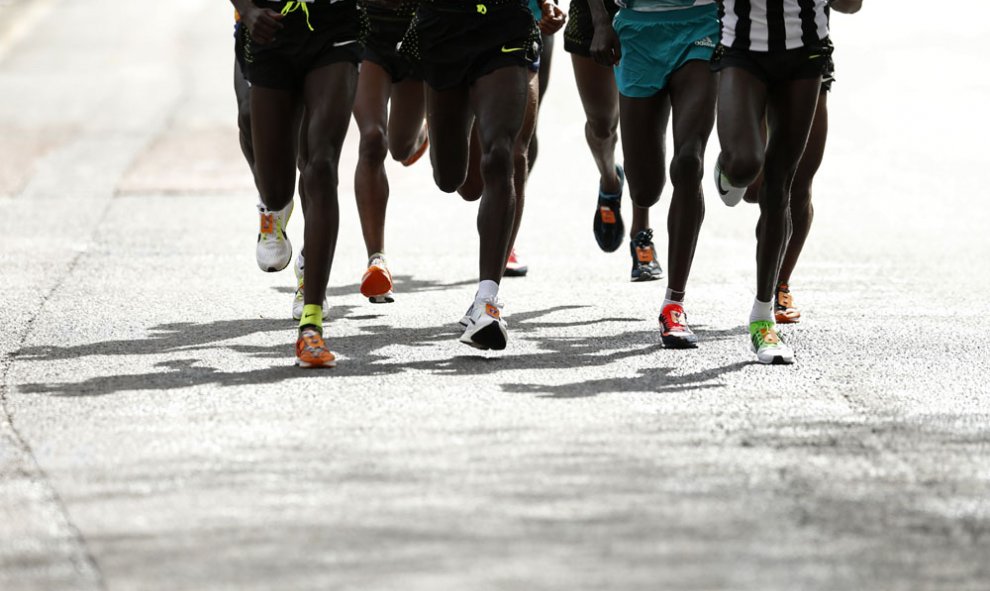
[501,46,525,53]
[334,40,358,47]
[808,54,821,59]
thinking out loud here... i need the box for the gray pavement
[2,1,989,590]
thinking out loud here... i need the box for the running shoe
[360,254,395,304]
[295,327,336,368]
[401,125,429,167]
[504,248,528,277]
[292,254,329,320]
[593,165,625,253]
[774,283,801,324]
[459,297,508,350]
[749,320,795,365]
[714,162,745,207]
[256,200,293,272]
[457,303,473,328]
[630,229,664,282]
[659,302,698,349]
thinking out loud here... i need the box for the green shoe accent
[749,320,782,350]
[299,303,323,331]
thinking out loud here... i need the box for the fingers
[251,9,284,45]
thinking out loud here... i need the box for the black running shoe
[630,228,664,282]
[593,165,625,253]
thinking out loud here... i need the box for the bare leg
[778,90,828,285]
[299,62,359,309]
[352,60,393,257]
[756,77,822,301]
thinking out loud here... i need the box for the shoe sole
[368,292,395,304]
[504,267,528,278]
[630,273,661,283]
[295,357,337,368]
[775,313,801,324]
[460,322,507,351]
[401,133,429,167]
[259,258,292,273]
[594,205,625,253]
[360,267,393,299]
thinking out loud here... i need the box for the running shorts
[242,0,362,90]
[613,4,719,97]
[710,37,833,86]
[360,2,421,82]
[563,0,619,57]
[401,0,540,91]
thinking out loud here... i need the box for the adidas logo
[694,36,716,49]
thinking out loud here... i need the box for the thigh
[716,66,768,161]
[793,90,828,190]
[250,85,299,192]
[353,60,392,135]
[765,76,822,174]
[387,78,426,148]
[470,66,530,149]
[620,92,669,195]
[302,62,359,161]
[668,60,717,153]
[571,54,619,122]
[537,33,554,105]
[426,84,473,165]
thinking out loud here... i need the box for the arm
[538,0,567,36]
[230,0,284,44]
[829,0,862,14]
[587,0,621,66]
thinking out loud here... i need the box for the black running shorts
[360,3,420,83]
[242,0,362,90]
[710,39,833,86]
[401,0,540,91]
[563,0,618,57]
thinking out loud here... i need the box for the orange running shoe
[774,283,801,324]
[360,254,394,303]
[401,126,429,167]
[295,327,336,368]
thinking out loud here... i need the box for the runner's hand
[590,22,621,66]
[538,1,567,35]
[243,7,284,45]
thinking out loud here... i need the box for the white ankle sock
[476,280,499,304]
[750,298,774,324]
[663,288,685,310]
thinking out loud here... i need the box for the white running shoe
[292,254,328,321]
[256,200,293,272]
[714,163,746,207]
[459,297,508,350]
[749,320,795,365]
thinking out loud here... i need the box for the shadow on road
[15,286,748,398]
[272,274,477,298]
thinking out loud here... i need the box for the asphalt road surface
[2,1,988,590]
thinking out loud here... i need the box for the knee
[629,171,663,208]
[721,151,763,187]
[670,151,704,189]
[359,127,389,164]
[303,156,339,196]
[585,114,618,143]
[482,139,514,179]
[435,166,465,194]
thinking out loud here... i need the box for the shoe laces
[776,287,794,309]
[661,304,689,329]
[633,228,654,247]
[752,322,782,347]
